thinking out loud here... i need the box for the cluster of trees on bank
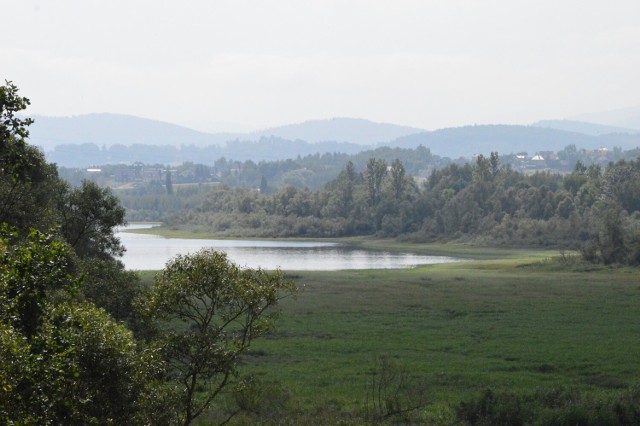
[93,146,445,221]
[83,142,640,226]
[59,144,445,192]
[207,145,444,191]
[169,152,640,265]
[0,82,295,424]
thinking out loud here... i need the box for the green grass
[133,239,640,423]
[236,251,640,415]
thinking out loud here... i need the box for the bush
[458,386,640,426]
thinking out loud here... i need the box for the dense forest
[162,153,640,265]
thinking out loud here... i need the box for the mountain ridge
[254,117,425,144]
[28,114,424,151]
[28,113,241,151]
[26,112,640,167]
[571,105,640,130]
[532,120,640,136]
[387,124,640,159]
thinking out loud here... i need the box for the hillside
[389,124,640,158]
[532,119,640,136]
[255,117,425,144]
[47,136,369,167]
[28,113,239,151]
[31,115,640,167]
[572,105,640,130]
[28,114,423,152]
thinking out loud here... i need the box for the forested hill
[388,124,640,158]
[32,113,640,168]
[31,114,421,153]
[255,117,424,144]
[532,119,640,136]
[48,137,369,167]
[29,113,240,151]
[37,115,423,167]
[572,104,640,129]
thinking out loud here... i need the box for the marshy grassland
[137,242,640,424]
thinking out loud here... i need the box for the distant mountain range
[27,111,640,167]
[531,120,640,136]
[571,105,640,130]
[28,114,240,152]
[28,114,423,152]
[255,118,424,144]
[389,125,640,159]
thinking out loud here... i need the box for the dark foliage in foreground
[0,82,295,425]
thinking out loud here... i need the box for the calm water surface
[117,224,463,271]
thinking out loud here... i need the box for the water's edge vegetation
[127,224,548,260]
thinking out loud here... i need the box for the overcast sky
[2,0,640,132]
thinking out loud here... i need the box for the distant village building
[539,151,558,161]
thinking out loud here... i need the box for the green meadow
[138,243,640,424]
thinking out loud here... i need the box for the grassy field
[240,249,638,421]
[134,239,640,424]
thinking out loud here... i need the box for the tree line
[58,144,445,192]
[168,152,640,265]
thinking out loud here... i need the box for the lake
[117,223,463,271]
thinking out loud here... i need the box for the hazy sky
[3,0,640,132]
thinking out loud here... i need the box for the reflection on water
[117,224,463,271]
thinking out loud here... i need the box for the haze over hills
[28,114,424,152]
[27,111,640,167]
[254,117,425,144]
[47,136,370,168]
[571,105,640,130]
[387,125,640,159]
[28,114,240,152]
[531,120,640,136]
